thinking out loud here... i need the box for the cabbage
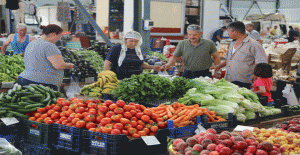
[197,85,231,96]
[201,99,239,110]
[179,92,214,105]
[244,111,256,120]
[239,99,254,111]
[203,105,236,116]
[264,106,282,115]
[237,88,259,103]
[192,78,212,87]
[186,88,197,95]
[212,78,239,89]
[237,107,245,114]
[236,113,247,122]
[252,102,267,113]
[214,92,244,103]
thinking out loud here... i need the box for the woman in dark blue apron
[103,31,160,80]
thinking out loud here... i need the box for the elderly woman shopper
[104,31,160,80]
[17,24,74,91]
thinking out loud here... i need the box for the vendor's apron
[114,54,143,80]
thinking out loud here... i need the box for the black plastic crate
[202,113,234,131]
[167,116,201,139]
[52,123,82,152]
[18,142,51,155]
[103,94,118,102]
[141,99,178,107]
[233,112,261,126]
[23,119,55,147]
[0,118,22,136]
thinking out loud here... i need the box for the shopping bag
[282,84,299,106]
[66,76,81,99]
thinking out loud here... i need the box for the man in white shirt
[246,23,261,42]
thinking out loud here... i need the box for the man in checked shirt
[210,21,268,89]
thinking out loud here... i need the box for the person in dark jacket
[212,26,227,43]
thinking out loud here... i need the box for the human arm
[161,41,183,70]
[29,35,36,42]
[47,54,74,70]
[216,35,222,42]
[1,34,13,55]
[210,60,226,72]
[103,60,112,71]
[254,86,266,94]
[141,63,160,71]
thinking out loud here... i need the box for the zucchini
[42,92,51,103]
[11,94,18,103]
[22,99,38,104]
[24,103,43,109]
[27,85,36,93]
[0,110,7,115]
[25,94,44,98]
[14,92,33,96]
[36,85,47,92]
[10,111,29,119]
[17,107,39,113]
[0,107,12,110]
[49,90,56,99]
[55,91,61,98]
[6,113,13,117]
[0,93,4,100]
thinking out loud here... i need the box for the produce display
[275,118,300,133]
[80,70,119,97]
[149,51,168,62]
[72,50,105,72]
[252,127,300,155]
[88,40,111,60]
[153,102,226,127]
[177,78,282,121]
[169,128,286,155]
[0,55,24,82]
[27,98,167,139]
[0,84,61,118]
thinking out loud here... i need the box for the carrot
[154,109,166,114]
[158,104,166,108]
[158,111,167,117]
[203,111,216,122]
[166,107,173,118]
[151,107,166,111]
[173,109,183,115]
[209,111,215,115]
[177,109,188,117]
[188,108,198,116]
[169,114,178,120]
[168,105,175,114]
[173,115,186,123]
[176,121,191,127]
[181,116,191,122]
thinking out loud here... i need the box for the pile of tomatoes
[26,97,167,139]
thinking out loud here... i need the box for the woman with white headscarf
[104,31,160,80]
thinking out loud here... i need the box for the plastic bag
[282,84,299,106]
[0,138,22,155]
[66,76,81,99]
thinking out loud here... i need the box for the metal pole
[72,0,112,46]
[276,0,280,13]
[9,9,13,33]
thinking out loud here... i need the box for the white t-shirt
[232,47,236,54]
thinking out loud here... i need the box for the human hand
[251,75,258,84]
[209,65,219,71]
[67,63,75,69]
[212,72,222,79]
[161,63,170,71]
[153,65,161,72]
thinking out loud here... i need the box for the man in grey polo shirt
[161,25,220,79]
[246,23,261,42]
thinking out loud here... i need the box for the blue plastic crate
[167,116,201,139]
[18,142,51,155]
[82,129,128,155]
[52,123,82,152]
[23,119,55,147]
[202,113,234,131]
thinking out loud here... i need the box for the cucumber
[27,85,36,93]
[36,85,47,92]
[0,110,7,115]
[6,113,13,117]
[11,94,18,103]
[42,92,51,103]
[0,93,4,100]
[47,100,52,106]
[55,91,61,98]
[14,92,33,96]
[0,107,13,111]
[17,107,39,113]
[10,111,29,119]
[30,85,44,94]
[24,103,43,109]
[25,94,44,98]
[17,85,22,91]
[49,90,56,99]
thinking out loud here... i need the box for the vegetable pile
[72,50,105,72]
[178,78,281,122]
[88,40,111,60]
[0,55,25,82]
[152,102,226,127]
[80,70,119,97]
[0,84,61,118]
[149,51,168,62]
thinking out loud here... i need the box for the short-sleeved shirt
[288,29,297,42]
[225,36,267,84]
[19,39,64,88]
[253,78,274,103]
[173,39,217,71]
[106,44,143,80]
[249,30,260,41]
[212,29,223,43]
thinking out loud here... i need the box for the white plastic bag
[0,138,22,155]
[282,84,299,106]
[66,77,81,99]
[163,45,176,55]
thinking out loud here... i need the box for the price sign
[195,124,206,135]
[141,136,160,146]
[234,125,254,132]
[1,82,14,89]
[1,117,19,126]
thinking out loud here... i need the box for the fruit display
[252,127,300,155]
[275,118,300,133]
[178,78,281,121]
[27,98,167,139]
[0,84,61,118]
[169,128,285,155]
[152,102,226,127]
[0,55,24,82]
[80,70,119,97]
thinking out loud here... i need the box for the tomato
[100,118,112,126]
[96,115,105,123]
[59,117,67,122]
[137,120,145,126]
[50,104,55,109]
[67,123,73,126]
[84,115,96,122]
[55,120,61,124]
[143,109,152,117]
[78,99,84,104]
[89,128,96,132]
[36,118,43,123]
[131,117,138,122]
[56,98,65,105]
[98,105,109,113]
[130,121,137,128]
[110,129,121,135]
[156,118,164,123]
[122,130,129,136]
[62,120,69,125]
[62,106,69,111]
[105,111,115,118]
[128,102,135,106]
[86,122,96,130]
[69,113,76,119]
[47,110,55,116]
[132,133,141,139]
[25,113,31,117]
[150,126,158,132]
[87,103,96,109]
[45,106,51,111]
[75,120,86,128]
[85,100,93,104]
[77,102,86,107]
[145,124,152,129]
[75,113,83,119]
[53,105,62,112]
[136,125,144,131]
[138,131,146,136]
[111,115,121,123]
[124,124,132,130]
[44,117,51,122]
[116,100,126,108]
[69,104,78,111]
[114,108,124,115]
[82,112,89,117]
[93,99,100,104]
[141,115,150,123]
[70,97,77,102]
[149,132,156,136]
[89,110,97,115]
[142,128,150,135]
[45,119,54,124]
[102,126,113,134]
[29,117,36,121]
[158,122,166,128]
[109,104,119,111]
[123,105,131,112]
[95,127,102,133]
[40,114,48,119]
[135,109,142,113]
[51,112,60,120]
[104,100,114,106]
[120,118,130,125]
[71,118,80,124]
[34,113,42,118]
[134,104,141,110]
[113,123,124,131]
[140,105,146,111]
[77,107,85,113]
[37,108,47,113]
[127,127,137,135]
[62,100,70,106]
[150,113,158,120]
[130,110,137,116]
[135,112,143,119]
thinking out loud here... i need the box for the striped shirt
[225,36,267,84]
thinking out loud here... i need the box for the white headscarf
[118,31,144,67]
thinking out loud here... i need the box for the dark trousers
[231,81,252,89]
[182,69,212,79]
[17,76,58,91]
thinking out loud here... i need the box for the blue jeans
[267,102,274,106]
[182,69,212,79]
[17,76,58,91]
